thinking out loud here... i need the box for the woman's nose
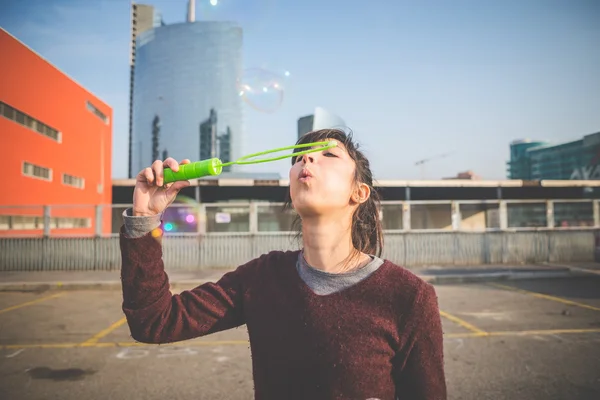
[302,153,314,163]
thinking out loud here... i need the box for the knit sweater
[120,228,447,400]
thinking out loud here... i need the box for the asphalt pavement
[0,275,599,399]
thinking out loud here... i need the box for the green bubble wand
[163,140,337,183]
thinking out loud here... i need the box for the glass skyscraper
[131,20,243,175]
[507,132,600,180]
[297,107,346,139]
[128,2,163,178]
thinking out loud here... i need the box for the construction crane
[415,151,455,179]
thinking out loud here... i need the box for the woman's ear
[351,183,371,204]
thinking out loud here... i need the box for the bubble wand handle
[163,158,223,183]
[163,140,336,183]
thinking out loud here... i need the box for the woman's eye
[324,152,337,157]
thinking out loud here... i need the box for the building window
[0,215,91,230]
[86,101,109,124]
[22,161,52,181]
[0,101,62,142]
[62,173,85,189]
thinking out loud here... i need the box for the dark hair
[283,128,384,258]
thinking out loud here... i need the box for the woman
[120,129,447,399]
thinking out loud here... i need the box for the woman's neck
[301,215,368,273]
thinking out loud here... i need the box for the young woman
[120,129,447,399]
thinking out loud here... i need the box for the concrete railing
[0,230,595,272]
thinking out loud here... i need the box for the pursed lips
[299,168,313,180]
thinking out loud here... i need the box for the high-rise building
[297,115,314,139]
[198,109,233,172]
[129,2,163,178]
[507,132,600,180]
[130,1,243,176]
[297,107,346,139]
[1,28,113,236]
[199,108,217,161]
[506,139,548,180]
[218,127,232,172]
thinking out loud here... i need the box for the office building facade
[129,2,163,178]
[0,28,113,236]
[507,132,600,180]
[131,14,243,175]
[297,107,346,139]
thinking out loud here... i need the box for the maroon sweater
[120,229,447,400]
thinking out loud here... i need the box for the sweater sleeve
[119,226,250,344]
[394,282,447,399]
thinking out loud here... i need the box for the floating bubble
[237,68,289,113]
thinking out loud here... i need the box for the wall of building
[297,107,346,139]
[0,28,112,236]
[508,133,600,180]
[131,21,243,174]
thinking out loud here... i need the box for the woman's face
[289,139,358,218]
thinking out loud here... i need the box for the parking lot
[1,276,599,400]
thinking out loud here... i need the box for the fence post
[196,203,206,269]
[249,202,258,257]
[43,205,51,237]
[451,201,460,265]
[451,201,461,231]
[499,201,508,230]
[499,201,508,264]
[197,204,206,234]
[95,205,103,237]
[249,202,258,234]
[402,202,411,231]
[546,200,554,229]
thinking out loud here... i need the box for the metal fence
[1,199,598,271]
[0,230,595,272]
[1,199,598,236]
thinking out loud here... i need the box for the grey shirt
[122,209,383,295]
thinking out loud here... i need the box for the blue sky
[2,0,599,180]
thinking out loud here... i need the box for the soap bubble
[159,195,203,234]
[237,68,289,113]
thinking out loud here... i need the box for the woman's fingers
[143,167,154,185]
[163,157,180,172]
[151,159,165,186]
[148,158,192,187]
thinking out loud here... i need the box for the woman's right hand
[132,158,192,216]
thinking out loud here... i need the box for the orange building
[0,28,113,237]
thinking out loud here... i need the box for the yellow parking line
[490,283,600,312]
[0,343,81,349]
[3,329,600,350]
[1,340,250,350]
[444,332,483,339]
[0,292,66,315]
[79,317,128,347]
[439,310,487,335]
[485,328,600,337]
